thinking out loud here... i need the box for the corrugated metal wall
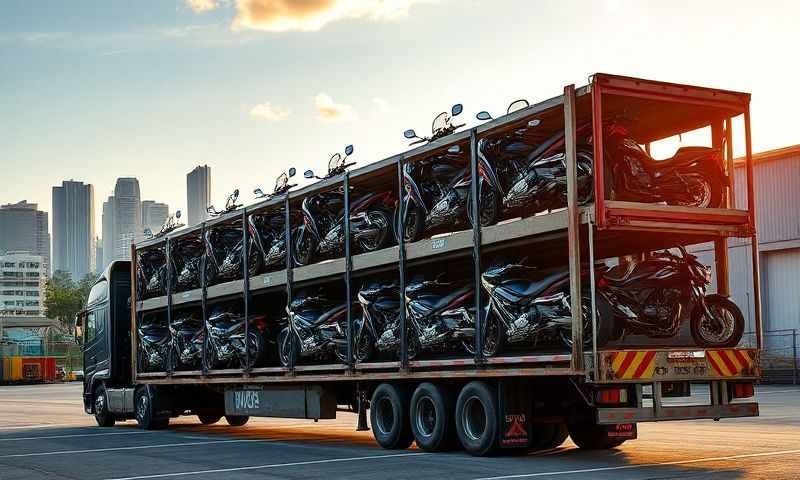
[764,248,800,332]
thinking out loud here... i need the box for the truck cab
[75,261,133,422]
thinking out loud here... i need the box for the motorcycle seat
[415,285,472,312]
[503,270,570,298]
[644,146,716,171]
[603,261,637,283]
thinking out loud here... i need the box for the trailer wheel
[370,383,413,450]
[568,422,624,450]
[531,422,568,450]
[410,383,457,452]
[93,384,115,427]
[134,385,169,430]
[455,381,498,456]
[225,415,250,427]
[197,414,222,425]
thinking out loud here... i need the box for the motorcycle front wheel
[467,183,500,228]
[675,173,722,209]
[691,294,744,348]
[357,209,393,253]
[394,202,425,243]
[240,329,265,369]
[480,307,505,357]
[558,293,614,350]
[202,337,224,371]
[277,327,299,368]
[292,225,317,267]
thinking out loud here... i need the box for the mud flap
[497,379,533,449]
[607,422,637,441]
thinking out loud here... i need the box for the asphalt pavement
[1,383,799,479]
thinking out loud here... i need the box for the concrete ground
[0,383,798,479]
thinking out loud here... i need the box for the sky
[1,0,799,232]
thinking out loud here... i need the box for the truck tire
[410,382,457,452]
[197,414,222,425]
[225,415,250,427]
[531,422,568,450]
[370,383,413,450]
[135,386,169,430]
[93,385,115,427]
[567,422,624,450]
[455,381,498,456]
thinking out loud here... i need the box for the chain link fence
[743,329,798,384]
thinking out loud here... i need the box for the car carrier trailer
[76,73,762,456]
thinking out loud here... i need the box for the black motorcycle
[203,305,268,370]
[397,104,498,242]
[136,246,167,300]
[171,235,205,292]
[604,122,725,208]
[356,281,402,361]
[205,190,261,284]
[480,261,602,356]
[294,146,395,266]
[405,276,477,358]
[475,100,594,224]
[168,310,205,370]
[251,169,298,273]
[137,314,170,372]
[277,293,357,367]
[597,246,744,347]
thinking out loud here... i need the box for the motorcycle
[597,246,744,347]
[205,190,261,284]
[405,276,477,358]
[136,246,167,300]
[203,305,268,370]
[480,260,602,356]
[137,314,170,372]
[356,281,402,361]
[475,100,594,225]
[171,235,205,292]
[398,104,499,242]
[277,292,358,367]
[168,310,205,370]
[604,122,725,208]
[293,146,395,266]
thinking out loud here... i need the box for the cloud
[315,93,357,122]
[372,97,393,113]
[186,0,219,13]
[231,0,432,32]
[250,101,290,121]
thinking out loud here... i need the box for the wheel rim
[136,393,148,421]
[415,396,437,438]
[679,174,712,208]
[404,210,419,242]
[294,231,313,265]
[375,397,395,435]
[95,393,105,415]
[355,333,371,362]
[699,304,736,345]
[462,396,487,441]
[359,212,389,251]
[479,188,497,226]
[279,330,293,367]
[482,309,500,356]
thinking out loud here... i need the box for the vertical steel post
[200,223,209,375]
[588,213,599,381]
[591,76,606,229]
[564,84,583,372]
[712,121,730,297]
[344,173,354,368]
[284,195,295,372]
[793,329,798,385]
[242,209,251,374]
[130,244,138,380]
[397,159,408,369]
[469,130,483,364]
[725,118,735,208]
[744,106,762,350]
[165,237,173,375]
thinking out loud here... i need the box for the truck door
[81,308,110,409]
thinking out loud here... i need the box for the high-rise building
[94,237,103,275]
[0,201,50,275]
[112,178,142,261]
[142,200,169,234]
[0,252,47,317]
[187,165,211,226]
[101,196,115,269]
[52,180,95,281]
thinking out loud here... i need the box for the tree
[43,271,96,329]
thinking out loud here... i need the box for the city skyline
[51,180,95,281]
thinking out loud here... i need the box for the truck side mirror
[73,315,84,347]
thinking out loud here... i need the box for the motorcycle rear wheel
[558,293,614,350]
[691,294,744,348]
[394,202,424,243]
[292,225,317,266]
[676,173,722,209]
[357,209,393,253]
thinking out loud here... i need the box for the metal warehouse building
[694,144,800,378]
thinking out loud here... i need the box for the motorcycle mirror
[253,188,264,196]
[528,119,541,127]
[144,228,153,237]
[175,210,181,219]
[304,169,315,179]
[233,189,239,199]
[447,145,461,154]
[288,167,296,177]
[507,99,530,114]
[451,103,463,116]
[476,111,493,121]
[344,144,354,156]
[206,206,214,213]
[404,129,418,139]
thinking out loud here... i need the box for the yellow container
[3,357,23,382]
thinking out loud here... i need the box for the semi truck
[75,74,762,456]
